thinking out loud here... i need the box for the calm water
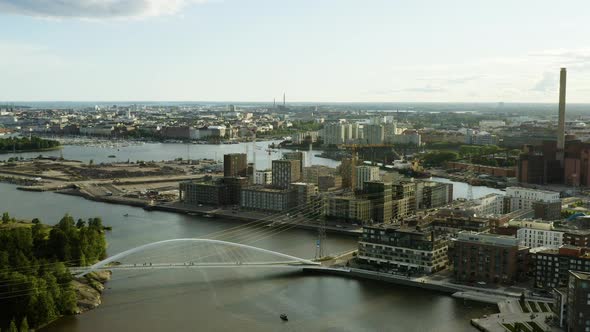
[0,140,339,170]
[0,144,500,331]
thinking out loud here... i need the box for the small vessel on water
[108,155,116,158]
[123,213,129,217]
[280,314,288,321]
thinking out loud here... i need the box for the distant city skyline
[1,0,589,102]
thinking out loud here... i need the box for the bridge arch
[76,238,318,277]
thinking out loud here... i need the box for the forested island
[0,136,61,153]
[0,213,108,331]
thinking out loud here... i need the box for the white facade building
[254,170,272,185]
[505,187,560,211]
[355,166,380,191]
[509,220,564,249]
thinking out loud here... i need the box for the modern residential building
[567,271,590,332]
[272,159,301,189]
[240,186,294,212]
[391,182,416,220]
[317,175,342,191]
[451,231,529,284]
[320,123,349,145]
[254,169,272,185]
[508,220,564,249]
[223,153,248,177]
[325,196,371,224]
[283,151,306,171]
[532,245,590,290]
[415,181,453,210]
[179,180,228,206]
[505,187,560,211]
[363,124,384,145]
[448,193,506,217]
[302,165,334,184]
[358,225,450,274]
[430,214,491,234]
[561,229,590,247]
[355,166,380,191]
[365,181,393,224]
[179,177,247,206]
[291,182,318,207]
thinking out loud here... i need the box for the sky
[0,0,589,103]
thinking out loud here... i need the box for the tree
[8,320,17,332]
[19,317,28,332]
[2,212,10,224]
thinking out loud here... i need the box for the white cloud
[0,0,208,19]
[532,72,557,92]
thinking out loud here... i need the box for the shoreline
[0,146,63,155]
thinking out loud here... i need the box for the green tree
[19,317,28,332]
[8,320,17,332]
[2,212,10,224]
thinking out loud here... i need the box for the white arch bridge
[71,238,320,277]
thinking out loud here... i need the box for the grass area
[503,323,517,332]
[547,302,554,311]
[539,302,550,313]
[519,299,530,313]
[527,321,544,332]
[503,323,533,332]
[527,301,539,313]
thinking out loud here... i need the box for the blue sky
[0,0,589,102]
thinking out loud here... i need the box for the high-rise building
[363,124,384,145]
[320,123,347,145]
[566,271,590,332]
[272,159,301,189]
[355,166,380,191]
[365,181,393,224]
[283,151,306,172]
[224,153,247,177]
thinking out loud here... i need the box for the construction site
[0,157,222,206]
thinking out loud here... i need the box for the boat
[203,214,215,218]
[280,314,288,321]
[108,155,116,158]
[123,213,129,217]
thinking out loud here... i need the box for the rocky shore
[72,270,112,314]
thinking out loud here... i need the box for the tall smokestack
[283,93,286,107]
[557,68,567,163]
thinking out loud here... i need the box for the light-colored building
[254,169,272,185]
[479,120,506,129]
[363,124,384,145]
[320,123,348,145]
[505,187,560,211]
[509,220,564,249]
[451,193,505,217]
[355,166,380,191]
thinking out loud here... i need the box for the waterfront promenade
[305,266,558,332]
